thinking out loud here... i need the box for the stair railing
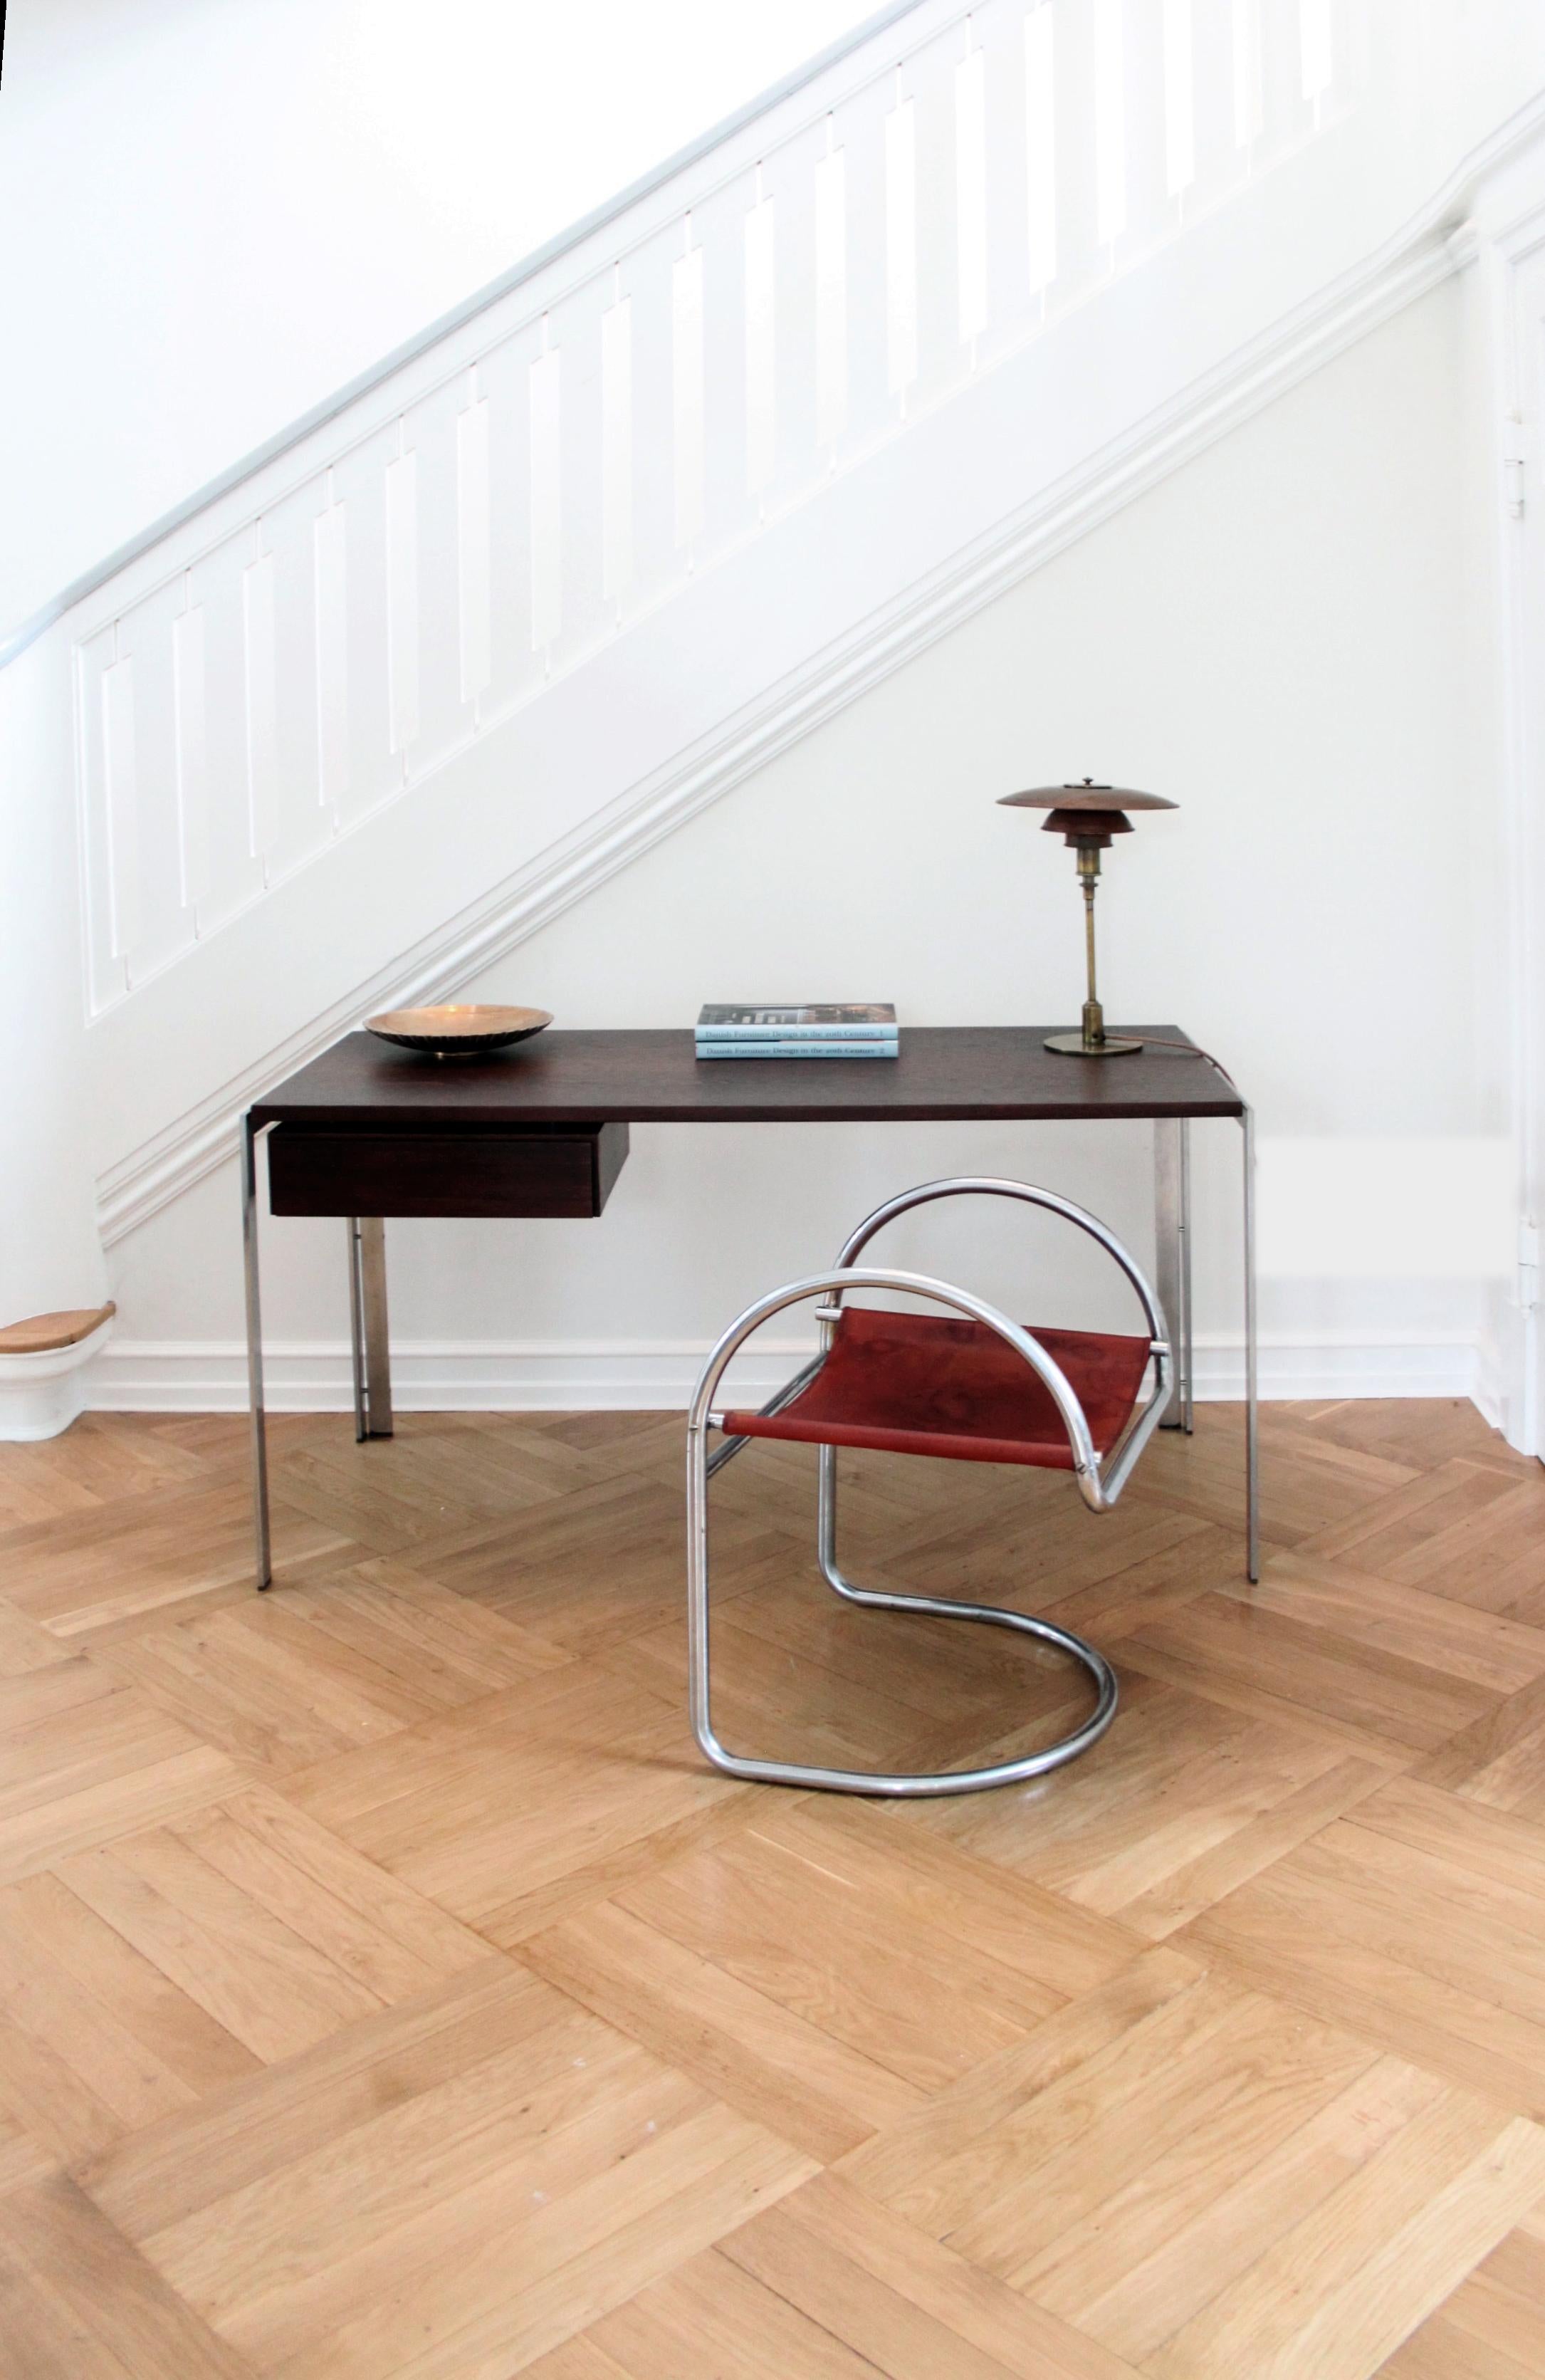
[26,0,1366,1018]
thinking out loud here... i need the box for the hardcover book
[696,1003,896,1040]
[696,1038,898,1059]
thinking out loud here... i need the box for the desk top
[252,1028,1242,1128]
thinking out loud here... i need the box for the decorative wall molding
[87,1328,1487,1416]
[97,209,1463,1251]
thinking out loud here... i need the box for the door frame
[1482,160,1545,1458]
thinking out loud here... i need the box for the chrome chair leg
[686,1415,1117,1800]
[813,1441,1116,1787]
[686,1206,1161,1798]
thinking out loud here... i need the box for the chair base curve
[693,1595,1118,1798]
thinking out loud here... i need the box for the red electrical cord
[1136,1037,1242,1098]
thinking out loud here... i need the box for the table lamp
[998,778,1177,1057]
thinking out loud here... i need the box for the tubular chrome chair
[686,1177,1170,1797]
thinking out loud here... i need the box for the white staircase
[2,0,1543,1364]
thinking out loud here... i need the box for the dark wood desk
[243,1026,1256,1585]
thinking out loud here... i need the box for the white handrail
[0,0,928,674]
[51,0,1389,1021]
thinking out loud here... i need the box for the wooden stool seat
[0,1303,115,1357]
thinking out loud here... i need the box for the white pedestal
[0,1314,115,1441]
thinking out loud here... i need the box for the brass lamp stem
[1042,832,1139,1055]
[1079,845,1104,1050]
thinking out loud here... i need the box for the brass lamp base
[1044,1031,1143,1058]
[1046,998,1143,1058]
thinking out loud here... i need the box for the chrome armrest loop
[829,1175,1166,1351]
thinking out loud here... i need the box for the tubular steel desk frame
[243,1025,1255,1590]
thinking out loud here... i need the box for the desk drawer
[266,1122,628,1218]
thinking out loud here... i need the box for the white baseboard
[1190,1335,1484,1405]
[84,1331,1487,1416]
[87,1340,821,1415]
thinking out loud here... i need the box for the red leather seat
[723,1305,1151,1470]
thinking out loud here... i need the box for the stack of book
[695,1003,899,1059]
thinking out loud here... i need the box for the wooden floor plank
[0,2229,138,2380]
[1224,1553,1545,1694]
[911,1672,1362,1922]
[0,2168,256,2377]
[0,1482,352,1639]
[1131,1404,1412,1547]
[421,1472,802,1656]
[1002,2005,1375,2312]
[0,1864,258,2165]
[57,1825,386,2062]
[285,1659,766,1950]
[81,1957,540,2240]
[537,2244,895,2380]
[0,1413,209,1532]
[1146,2094,1545,2380]
[1296,1461,1545,1604]
[98,1567,568,1775]
[0,1593,77,1679]
[748,2172,1145,2379]
[1188,1851,1545,2117]
[0,1666,242,1891]
[0,2100,57,2196]
[837,1946,1209,2218]
[1380,2309,1541,2378]
[1115,1754,1387,1941]
[749,1796,1143,1998]
[614,1821,1064,2093]
[520,1898,924,2164]
[1077,2055,1441,2363]
[1127,1590,1502,1755]
[1396,2221,1545,2375]
[0,1398,1535,2379]
[140,2015,669,2327]
[1264,1397,1522,1478]
[237,2106,810,2378]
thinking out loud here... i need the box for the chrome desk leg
[1242,1103,1259,1582]
[357,1216,393,1439]
[347,1220,367,1442]
[242,1116,272,1590]
[1180,1119,1194,1432]
[1155,1121,1193,1429]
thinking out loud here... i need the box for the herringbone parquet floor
[2,1396,1545,2376]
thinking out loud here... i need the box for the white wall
[0,0,876,637]
[99,280,1512,1411]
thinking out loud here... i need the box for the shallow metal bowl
[365,1004,553,1058]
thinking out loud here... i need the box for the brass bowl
[365,1003,552,1058]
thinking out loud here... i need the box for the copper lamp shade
[998,778,1177,1057]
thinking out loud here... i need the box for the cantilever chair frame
[686,1176,1171,1797]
